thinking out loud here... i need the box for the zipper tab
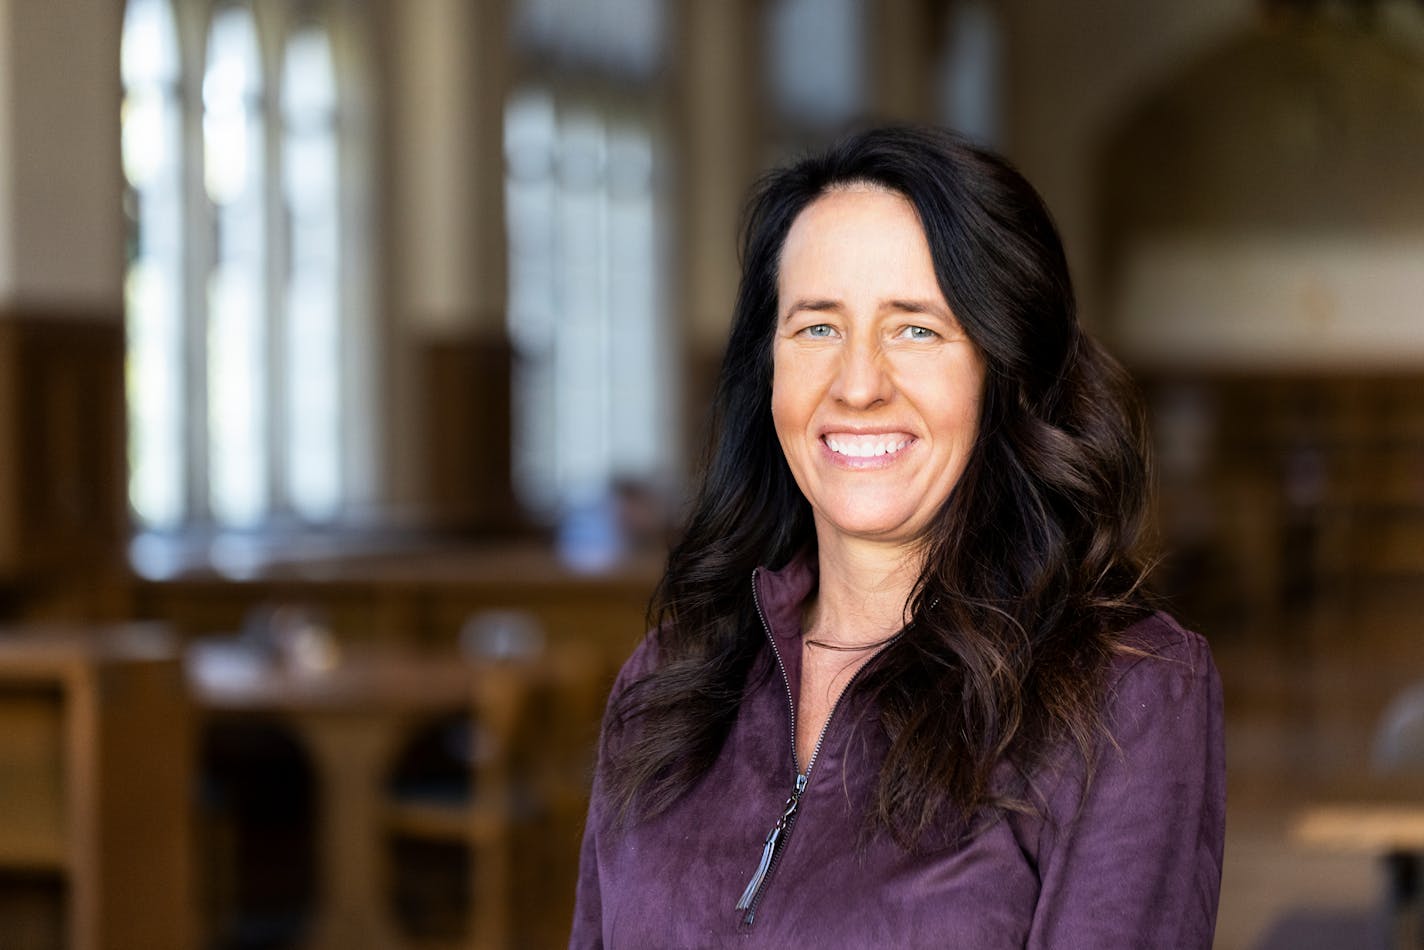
[735,773,808,917]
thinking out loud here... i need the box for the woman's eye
[802,323,835,338]
[901,325,938,340]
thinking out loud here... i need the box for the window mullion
[265,33,289,524]
[184,6,214,529]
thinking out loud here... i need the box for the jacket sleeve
[1026,618,1226,950]
[568,768,606,949]
[569,635,658,950]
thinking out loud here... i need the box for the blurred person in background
[571,126,1225,948]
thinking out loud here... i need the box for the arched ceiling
[1100,20,1424,242]
[1097,19,1424,368]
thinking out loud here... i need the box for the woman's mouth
[820,433,917,466]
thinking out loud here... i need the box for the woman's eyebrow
[782,297,842,319]
[885,298,951,318]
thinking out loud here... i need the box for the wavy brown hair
[605,126,1153,847]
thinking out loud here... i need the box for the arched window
[122,0,369,539]
[505,0,672,521]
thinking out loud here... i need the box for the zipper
[735,568,901,926]
[734,771,806,916]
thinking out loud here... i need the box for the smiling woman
[571,127,1225,949]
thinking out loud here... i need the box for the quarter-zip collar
[741,552,908,927]
[751,550,818,710]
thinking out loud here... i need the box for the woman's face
[771,186,986,550]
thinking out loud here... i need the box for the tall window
[281,26,342,522]
[764,0,867,147]
[122,0,186,529]
[203,6,267,526]
[121,0,366,534]
[936,0,1002,147]
[505,0,672,518]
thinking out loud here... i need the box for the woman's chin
[814,509,925,547]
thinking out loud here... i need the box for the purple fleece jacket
[571,556,1226,948]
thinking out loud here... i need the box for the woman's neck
[806,533,921,648]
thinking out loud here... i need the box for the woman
[571,126,1224,948]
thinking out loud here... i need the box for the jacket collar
[753,549,817,659]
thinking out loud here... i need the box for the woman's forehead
[778,189,935,292]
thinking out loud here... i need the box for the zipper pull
[735,773,808,914]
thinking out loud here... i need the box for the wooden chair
[382,644,607,949]
[379,660,526,949]
[508,643,607,949]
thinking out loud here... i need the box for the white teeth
[825,436,909,458]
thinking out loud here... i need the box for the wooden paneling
[419,334,521,533]
[0,312,127,615]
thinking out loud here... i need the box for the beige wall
[1115,233,1424,367]
[676,0,761,350]
[0,0,124,312]
[386,0,508,335]
[0,1,12,293]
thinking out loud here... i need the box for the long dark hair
[606,126,1153,846]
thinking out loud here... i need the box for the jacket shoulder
[1109,610,1216,689]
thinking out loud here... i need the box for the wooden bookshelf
[0,624,192,950]
[1140,370,1424,636]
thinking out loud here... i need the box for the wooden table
[1293,803,1424,950]
[189,645,476,950]
[1293,804,1424,853]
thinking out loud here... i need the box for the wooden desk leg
[291,712,407,950]
[1385,850,1421,950]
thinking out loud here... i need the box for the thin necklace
[803,597,937,652]
[804,634,897,652]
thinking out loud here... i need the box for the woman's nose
[829,338,893,408]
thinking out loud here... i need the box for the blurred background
[1,0,1423,947]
